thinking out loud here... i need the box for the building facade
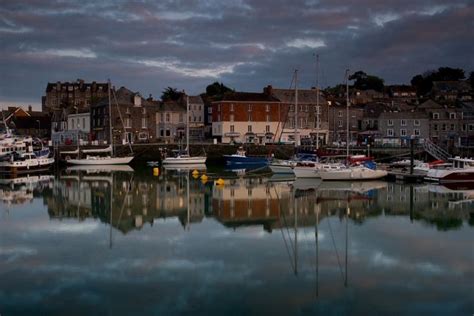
[211,92,283,144]
[42,79,108,113]
[156,101,186,143]
[91,87,158,144]
[378,111,429,146]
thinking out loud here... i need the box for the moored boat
[425,157,474,183]
[223,148,270,167]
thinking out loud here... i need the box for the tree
[469,71,474,90]
[205,82,232,97]
[161,87,182,101]
[348,70,385,92]
[411,67,466,96]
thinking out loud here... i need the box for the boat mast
[186,93,190,155]
[345,69,350,159]
[294,70,299,147]
[316,54,320,150]
[108,79,114,157]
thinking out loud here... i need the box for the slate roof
[219,92,280,102]
[271,88,327,104]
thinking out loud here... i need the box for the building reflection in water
[2,168,473,234]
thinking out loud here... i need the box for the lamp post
[36,119,41,136]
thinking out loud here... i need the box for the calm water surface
[0,166,473,315]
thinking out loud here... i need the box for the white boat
[66,81,134,165]
[66,164,134,173]
[67,155,134,165]
[319,165,387,181]
[425,157,474,183]
[0,152,54,175]
[269,159,296,174]
[162,95,206,165]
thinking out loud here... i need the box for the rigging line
[280,196,296,256]
[279,216,296,272]
[112,88,133,154]
[116,174,134,231]
[327,214,345,283]
[273,70,297,144]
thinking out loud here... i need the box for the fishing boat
[66,81,134,165]
[162,95,206,165]
[223,147,270,167]
[424,157,474,183]
[0,152,54,175]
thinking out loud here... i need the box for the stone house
[327,102,364,145]
[42,79,108,113]
[417,99,462,148]
[91,87,158,144]
[177,94,205,141]
[2,106,51,138]
[156,100,186,143]
[388,85,417,103]
[431,81,472,102]
[269,85,330,146]
[378,111,429,146]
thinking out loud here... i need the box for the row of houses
[4,78,472,148]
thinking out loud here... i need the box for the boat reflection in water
[1,171,473,315]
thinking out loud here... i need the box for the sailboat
[67,80,134,165]
[162,95,206,165]
[318,70,387,181]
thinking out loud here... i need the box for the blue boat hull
[223,155,270,167]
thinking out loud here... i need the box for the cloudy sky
[1,0,473,108]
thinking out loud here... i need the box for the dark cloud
[0,0,473,107]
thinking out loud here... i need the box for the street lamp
[36,119,41,135]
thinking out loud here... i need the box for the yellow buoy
[192,173,199,179]
[215,178,225,185]
[201,178,208,184]
[153,167,159,176]
[192,169,199,176]
[200,174,208,181]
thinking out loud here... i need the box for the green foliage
[469,71,474,90]
[161,87,182,101]
[205,82,232,97]
[410,67,466,96]
[348,70,385,92]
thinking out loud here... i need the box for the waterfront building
[179,95,205,141]
[377,111,429,146]
[1,106,50,138]
[388,85,418,103]
[431,81,472,102]
[156,100,186,143]
[268,85,330,146]
[91,87,158,144]
[327,101,364,145]
[42,79,108,113]
[211,91,283,144]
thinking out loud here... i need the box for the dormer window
[433,112,439,119]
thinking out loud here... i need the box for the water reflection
[0,169,473,315]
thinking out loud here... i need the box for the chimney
[147,94,153,101]
[263,85,273,95]
[28,105,32,112]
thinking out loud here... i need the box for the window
[230,114,234,122]
[442,124,446,131]
[248,104,252,112]
[401,119,407,126]
[266,114,270,122]
[400,129,407,136]
[305,105,309,112]
[338,111,343,117]
[433,112,439,119]
[230,104,234,111]
[71,119,75,129]
[266,125,270,132]
[414,119,420,126]
[387,129,394,137]
[141,117,147,128]
[126,107,130,114]
[433,124,438,131]
[414,129,420,136]
[338,120,343,127]
[450,123,455,131]
[388,119,394,126]
[449,113,456,119]
[166,129,170,136]
[125,118,131,128]
[462,124,467,131]
[469,124,474,131]
[166,113,170,122]
[82,118,86,128]
[142,107,146,114]
[248,113,252,121]
[230,125,234,132]
[138,132,148,140]
[266,104,269,112]
[248,125,252,132]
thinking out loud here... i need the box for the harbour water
[0,167,473,315]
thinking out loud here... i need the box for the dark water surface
[0,167,473,315]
